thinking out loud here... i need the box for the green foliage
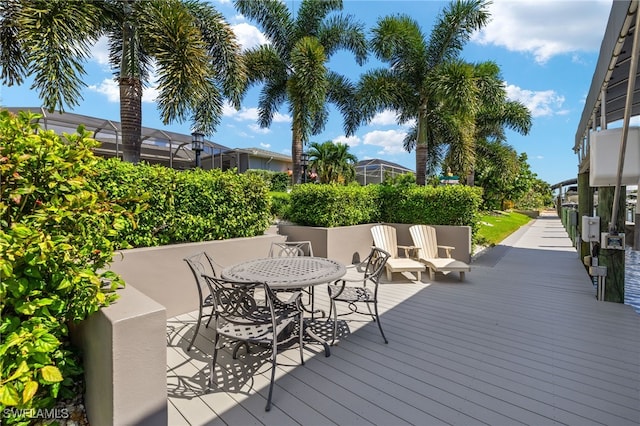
[379,185,483,232]
[0,110,125,421]
[287,183,482,233]
[245,169,290,192]
[288,184,380,227]
[476,211,531,247]
[307,141,358,184]
[92,159,272,247]
[269,192,291,220]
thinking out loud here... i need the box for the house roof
[225,147,291,162]
[356,158,414,173]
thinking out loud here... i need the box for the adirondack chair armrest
[398,244,418,258]
[437,245,455,258]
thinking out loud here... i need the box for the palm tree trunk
[120,76,143,164]
[415,109,429,186]
[292,123,303,184]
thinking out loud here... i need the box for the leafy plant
[0,110,126,423]
[92,159,272,247]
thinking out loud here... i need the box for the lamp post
[301,152,309,183]
[191,131,204,168]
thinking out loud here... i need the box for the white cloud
[370,110,397,126]
[91,36,111,68]
[473,0,612,64]
[224,105,260,121]
[88,79,119,102]
[260,142,271,148]
[88,78,157,103]
[232,22,269,51]
[273,112,291,123]
[249,123,270,134]
[333,135,361,147]
[362,129,407,155]
[505,83,565,118]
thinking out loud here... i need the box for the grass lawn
[476,211,532,247]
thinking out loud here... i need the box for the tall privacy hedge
[92,159,272,247]
[287,183,482,233]
[287,184,380,227]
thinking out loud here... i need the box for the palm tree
[437,60,532,184]
[307,140,357,184]
[233,0,367,184]
[357,0,490,185]
[0,0,245,163]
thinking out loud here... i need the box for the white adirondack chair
[409,225,470,281]
[370,225,425,281]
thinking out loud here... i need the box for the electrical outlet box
[581,216,600,242]
[601,232,625,250]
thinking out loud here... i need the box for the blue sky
[0,0,614,186]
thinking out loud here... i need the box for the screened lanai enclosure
[355,159,414,185]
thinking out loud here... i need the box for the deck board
[167,214,640,425]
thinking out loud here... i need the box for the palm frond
[326,72,359,136]
[319,15,367,65]
[234,0,293,55]
[295,0,342,37]
[138,0,210,125]
[185,0,246,108]
[426,0,490,67]
[0,0,28,86]
[15,0,109,111]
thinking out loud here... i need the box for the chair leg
[373,302,388,344]
[298,315,305,365]
[209,334,221,388]
[205,308,214,328]
[265,340,278,411]
[331,299,338,346]
[188,306,204,351]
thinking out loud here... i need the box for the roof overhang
[575,0,639,170]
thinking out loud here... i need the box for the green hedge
[269,191,291,219]
[287,183,482,233]
[245,169,290,192]
[379,185,482,228]
[0,111,125,421]
[287,184,380,227]
[92,159,272,247]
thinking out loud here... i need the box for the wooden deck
[166,214,640,425]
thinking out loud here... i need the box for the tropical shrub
[245,169,290,192]
[270,191,291,220]
[288,184,380,227]
[0,111,125,423]
[93,159,272,247]
[287,183,482,236]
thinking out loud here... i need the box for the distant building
[4,107,292,173]
[355,159,414,185]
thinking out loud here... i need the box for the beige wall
[72,285,166,426]
[108,234,285,318]
[279,223,471,265]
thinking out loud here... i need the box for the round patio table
[221,256,346,356]
[221,256,346,290]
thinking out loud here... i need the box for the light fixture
[191,131,205,168]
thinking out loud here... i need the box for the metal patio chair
[326,247,391,344]
[268,241,320,315]
[202,275,304,411]
[183,252,222,351]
